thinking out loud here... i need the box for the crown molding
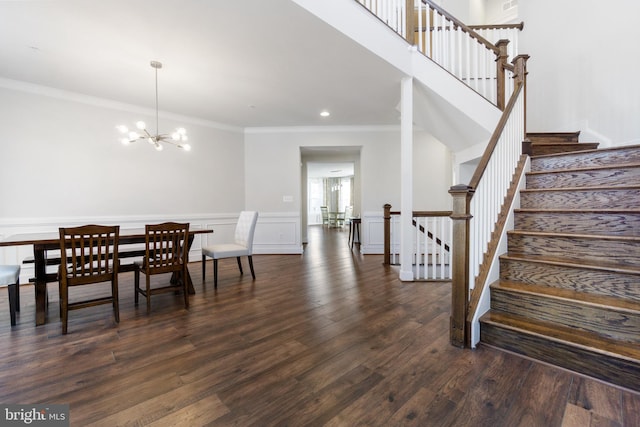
[244,125,400,134]
[0,77,243,133]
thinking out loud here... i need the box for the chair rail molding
[0,212,304,283]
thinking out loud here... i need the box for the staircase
[479,133,640,392]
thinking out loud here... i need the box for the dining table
[0,228,212,326]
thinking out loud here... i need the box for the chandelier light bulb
[155,143,163,151]
[116,125,128,134]
[182,144,191,151]
[136,121,146,130]
[120,138,131,145]
[128,131,139,140]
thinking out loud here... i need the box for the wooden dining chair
[134,222,190,314]
[58,225,120,335]
[201,211,258,288]
[1,265,21,326]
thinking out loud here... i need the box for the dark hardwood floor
[1,225,638,426]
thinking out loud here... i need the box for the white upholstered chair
[202,211,258,288]
[1,265,21,326]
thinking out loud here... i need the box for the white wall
[520,0,640,146]
[0,83,246,273]
[0,85,245,220]
[244,127,452,254]
[483,0,519,24]
[413,133,452,210]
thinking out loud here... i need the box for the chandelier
[117,61,190,151]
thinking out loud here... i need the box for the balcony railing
[356,0,523,110]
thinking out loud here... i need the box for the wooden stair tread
[515,208,640,214]
[500,253,640,276]
[526,131,580,141]
[480,311,640,361]
[521,185,640,193]
[531,141,598,146]
[527,162,640,175]
[492,280,640,314]
[530,143,640,159]
[508,229,640,242]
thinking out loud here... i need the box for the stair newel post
[495,39,510,111]
[405,0,415,46]
[512,54,530,134]
[449,185,474,348]
[383,203,392,265]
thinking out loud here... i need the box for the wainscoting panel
[252,212,303,254]
[361,211,384,254]
[0,212,304,283]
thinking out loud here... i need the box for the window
[307,176,353,225]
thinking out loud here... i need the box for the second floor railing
[357,0,523,110]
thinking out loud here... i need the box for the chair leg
[15,281,20,312]
[214,259,218,289]
[61,282,68,335]
[146,275,151,315]
[201,255,206,281]
[134,269,140,306]
[183,266,189,309]
[236,257,243,275]
[8,283,17,326]
[248,256,256,280]
[112,276,120,323]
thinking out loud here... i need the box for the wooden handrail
[469,22,524,31]
[388,210,452,217]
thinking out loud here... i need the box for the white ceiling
[0,0,407,129]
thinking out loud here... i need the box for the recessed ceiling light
[320,110,330,117]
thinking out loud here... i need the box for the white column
[399,76,414,281]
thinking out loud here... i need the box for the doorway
[307,165,354,225]
[300,147,362,244]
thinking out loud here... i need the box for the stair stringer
[470,156,530,347]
